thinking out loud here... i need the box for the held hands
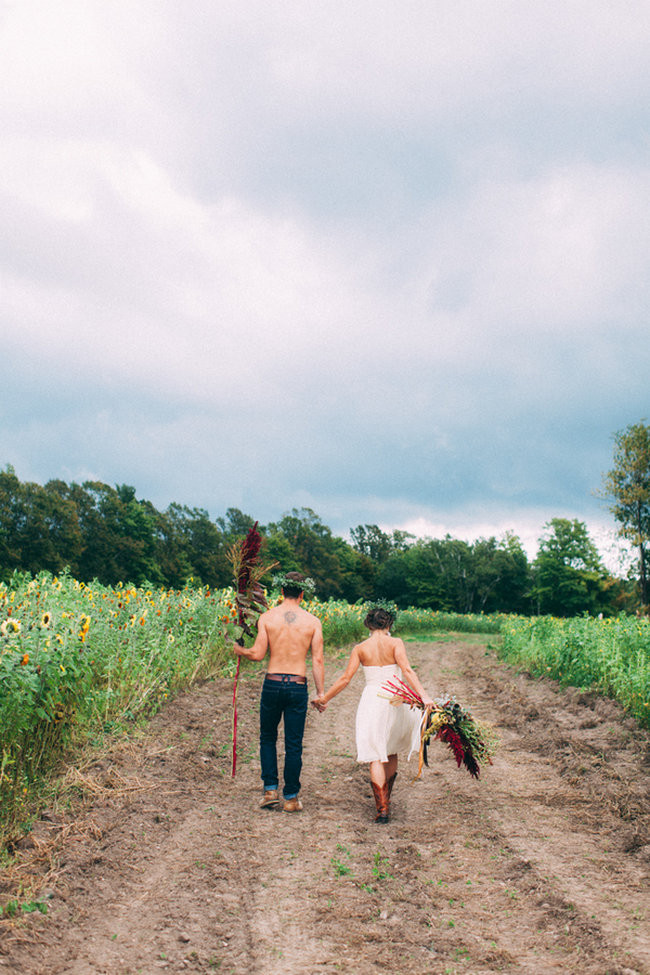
[311,695,327,713]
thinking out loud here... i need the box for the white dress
[355,664,422,763]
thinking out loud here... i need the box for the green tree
[375,533,530,613]
[38,480,84,575]
[265,508,346,598]
[375,551,410,606]
[391,536,474,611]
[350,524,393,563]
[0,469,84,579]
[532,518,609,616]
[216,507,256,543]
[350,524,415,562]
[0,465,30,578]
[601,420,650,606]
[349,524,415,601]
[153,504,194,588]
[179,506,230,587]
[330,536,374,602]
[470,533,530,613]
[263,529,300,577]
[154,503,231,589]
[75,482,160,585]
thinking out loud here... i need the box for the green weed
[372,851,393,881]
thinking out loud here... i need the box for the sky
[1,1,649,570]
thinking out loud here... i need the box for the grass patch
[499,615,650,729]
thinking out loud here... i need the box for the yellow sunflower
[1,619,21,637]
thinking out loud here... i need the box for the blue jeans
[259,675,308,799]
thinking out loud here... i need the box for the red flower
[436,726,465,769]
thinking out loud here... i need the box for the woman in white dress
[312,607,434,823]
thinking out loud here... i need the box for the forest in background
[0,465,637,617]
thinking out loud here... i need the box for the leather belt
[265,673,307,684]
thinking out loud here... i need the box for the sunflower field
[0,571,239,836]
[304,600,507,645]
[500,614,650,727]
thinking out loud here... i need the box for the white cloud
[414,162,650,334]
[1,1,649,559]
[384,512,634,576]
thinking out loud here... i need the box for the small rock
[178,933,191,943]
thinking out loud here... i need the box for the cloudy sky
[1,1,649,565]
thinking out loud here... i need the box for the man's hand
[311,696,327,712]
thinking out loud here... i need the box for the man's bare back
[258,602,321,676]
[240,597,325,693]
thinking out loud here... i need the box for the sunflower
[78,613,91,643]
[40,611,53,629]
[1,619,21,637]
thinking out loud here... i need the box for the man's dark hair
[282,571,306,599]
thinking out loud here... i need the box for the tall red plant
[226,523,277,777]
[435,726,466,770]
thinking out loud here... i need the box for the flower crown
[366,599,398,620]
[272,573,316,596]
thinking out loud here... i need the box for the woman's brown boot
[371,781,390,824]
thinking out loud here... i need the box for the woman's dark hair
[364,607,396,631]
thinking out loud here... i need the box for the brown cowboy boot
[371,781,390,824]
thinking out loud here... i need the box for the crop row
[500,614,650,728]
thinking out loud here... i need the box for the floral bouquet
[381,677,498,780]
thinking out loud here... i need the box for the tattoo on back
[284,611,297,624]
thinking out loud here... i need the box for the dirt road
[1,638,649,975]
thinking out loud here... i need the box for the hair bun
[364,606,396,630]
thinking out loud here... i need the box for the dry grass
[1,749,152,919]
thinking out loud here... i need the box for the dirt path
[1,638,649,975]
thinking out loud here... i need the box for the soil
[1,638,649,975]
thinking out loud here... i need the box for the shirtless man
[233,571,324,812]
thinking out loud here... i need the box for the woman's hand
[311,695,327,712]
[421,697,435,709]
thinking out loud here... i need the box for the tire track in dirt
[427,640,650,974]
[1,639,649,975]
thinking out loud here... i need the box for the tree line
[1,418,649,616]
